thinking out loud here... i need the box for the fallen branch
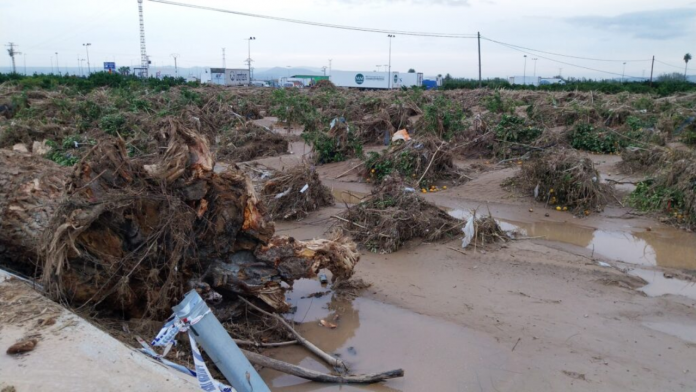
[416,141,445,186]
[234,339,298,348]
[239,297,348,373]
[331,215,368,230]
[334,161,365,180]
[242,349,404,384]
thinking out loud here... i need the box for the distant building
[508,76,540,86]
[539,78,565,85]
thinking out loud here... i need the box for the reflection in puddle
[642,321,696,344]
[259,279,520,391]
[448,209,696,270]
[331,189,369,205]
[629,268,696,301]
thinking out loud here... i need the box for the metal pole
[55,52,59,74]
[477,32,482,88]
[173,291,270,392]
[523,55,527,86]
[649,55,655,86]
[329,59,332,75]
[387,34,395,89]
[83,43,92,75]
[622,62,626,83]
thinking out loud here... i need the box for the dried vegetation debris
[0,119,358,319]
[505,149,613,213]
[216,122,289,162]
[261,163,335,221]
[363,137,467,188]
[623,147,696,228]
[336,177,463,253]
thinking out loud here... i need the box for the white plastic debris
[275,188,291,199]
[533,183,539,199]
[299,184,309,193]
[597,261,611,267]
[461,216,475,248]
[404,187,416,193]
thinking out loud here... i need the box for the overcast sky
[1,0,694,79]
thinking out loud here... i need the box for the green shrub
[421,94,466,140]
[569,123,622,153]
[99,114,129,136]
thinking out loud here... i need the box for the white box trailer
[396,72,424,88]
[210,68,250,86]
[330,71,401,89]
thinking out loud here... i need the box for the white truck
[209,68,250,86]
[396,72,424,88]
[330,71,399,89]
[330,71,424,89]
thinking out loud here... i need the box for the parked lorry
[396,72,424,88]
[330,71,425,89]
[330,71,400,89]
[209,68,250,86]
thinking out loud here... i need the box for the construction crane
[137,0,149,77]
[6,43,21,74]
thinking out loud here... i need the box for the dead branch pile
[470,214,509,247]
[625,148,696,228]
[311,79,337,91]
[0,119,358,318]
[508,149,613,213]
[217,122,288,162]
[336,177,463,253]
[363,137,466,188]
[618,146,691,175]
[261,163,335,220]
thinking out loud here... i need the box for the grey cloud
[567,8,696,40]
[329,0,469,6]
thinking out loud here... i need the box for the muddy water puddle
[259,279,520,391]
[448,209,696,270]
[629,268,696,301]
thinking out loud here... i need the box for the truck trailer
[209,68,250,86]
[330,71,400,89]
[330,71,424,89]
[396,72,424,88]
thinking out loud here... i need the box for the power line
[482,36,652,63]
[148,0,477,38]
[654,60,685,70]
[485,39,642,79]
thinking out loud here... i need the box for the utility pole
[387,34,395,89]
[376,65,382,72]
[50,56,54,74]
[245,37,255,85]
[83,43,92,75]
[222,48,226,68]
[171,53,179,77]
[55,52,60,74]
[77,56,81,76]
[532,58,538,81]
[522,55,528,85]
[621,62,626,83]
[649,55,655,86]
[5,43,20,74]
[477,32,482,88]
[322,66,327,76]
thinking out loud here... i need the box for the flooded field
[447,210,696,270]
[259,279,521,392]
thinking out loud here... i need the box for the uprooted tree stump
[0,118,359,318]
